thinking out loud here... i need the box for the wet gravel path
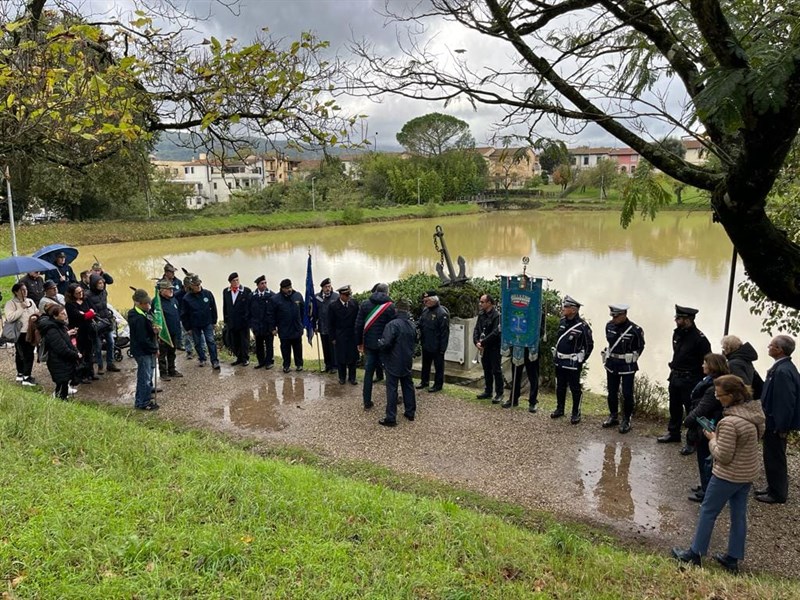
[7,350,799,579]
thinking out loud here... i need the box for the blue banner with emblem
[500,276,543,361]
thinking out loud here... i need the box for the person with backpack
[37,304,81,400]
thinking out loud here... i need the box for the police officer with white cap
[602,304,645,433]
[552,295,593,424]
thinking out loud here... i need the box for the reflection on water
[578,441,666,530]
[81,210,772,391]
[213,375,341,431]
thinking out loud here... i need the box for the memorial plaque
[445,322,465,364]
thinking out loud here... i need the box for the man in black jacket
[156,279,183,380]
[248,275,274,369]
[45,252,77,296]
[328,285,359,385]
[271,278,304,373]
[757,335,800,504]
[128,288,160,411]
[416,290,450,393]
[222,272,252,366]
[377,298,417,426]
[474,294,503,403]
[658,305,711,452]
[355,283,395,409]
[315,278,339,373]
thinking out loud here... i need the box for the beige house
[475,147,540,189]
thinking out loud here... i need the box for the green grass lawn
[1,382,796,599]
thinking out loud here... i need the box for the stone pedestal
[444,316,478,371]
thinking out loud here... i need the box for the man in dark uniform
[377,298,417,427]
[156,279,183,380]
[355,282,395,409]
[416,290,450,393]
[328,285,359,385]
[315,278,339,373]
[474,294,503,403]
[248,275,274,369]
[222,272,252,366]
[45,252,77,296]
[552,295,593,424]
[602,304,645,434]
[271,278,305,373]
[658,305,711,453]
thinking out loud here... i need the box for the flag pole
[315,330,323,372]
[5,165,18,257]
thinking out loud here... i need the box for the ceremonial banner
[151,288,173,347]
[500,276,543,362]
[302,253,318,344]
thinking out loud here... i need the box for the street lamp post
[311,177,316,211]
[374,132,378,153]
[417,178,421,205]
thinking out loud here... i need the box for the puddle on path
[210,374,348,432]
[577,441,674,532]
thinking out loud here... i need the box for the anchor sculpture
[433,225,469,286]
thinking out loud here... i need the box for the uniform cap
[254,275,266,285]
[43,280,57,290]
[423,290,438,298]
[228,272,239,283]
[337,285,351,294]
[91,262,102,271]
[609,303,629,316]
[157,279,173,290]
[562,295,581,308]
[183,273,196,286]
[55,251,66,259]
[675,304,699,318]
[132,288,151,304]
[320,277,331,287]
[164,263,176,273]
[189,275,202,286]
[280,278,292,288]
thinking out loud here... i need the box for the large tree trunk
[714,186,800,309]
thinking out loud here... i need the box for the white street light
[311,176,316,211]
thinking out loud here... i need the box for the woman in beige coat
[4,282,40,385]
[672,374,765,573]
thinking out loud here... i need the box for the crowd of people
[3,260,799,573]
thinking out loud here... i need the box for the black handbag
[94,316,113,335]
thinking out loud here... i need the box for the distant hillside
[152,132,367,161]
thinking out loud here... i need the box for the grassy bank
[1,383,795,599]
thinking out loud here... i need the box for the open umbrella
[31,244,79,265]
[0,255,59,278]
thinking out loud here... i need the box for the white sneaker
[68,387,78,396]
[15,374,23,382]
[22,377,36,387]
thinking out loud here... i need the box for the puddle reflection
[578,441,666,531]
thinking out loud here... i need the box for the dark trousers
[362,348,381,405]
[76,336,95,381]
[607,371,635,418]
[668,374,700,440]
[696,437,713,492]
[158,339,177,375]
[420,350,445,389]
[229,327,250,362]
[254,333,274,367]
[15,337,35,377]
[320,333,335,370]
[279,336,303,369]
[338,362,357,384]
[509,353,540,406]
[385,372,416,422]
[763,430,789,502]
[480,346,503,396]
[556,366,582,415]
[54,380,70,400]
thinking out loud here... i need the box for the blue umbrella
[32,243,79,265]
[0,255,60,278]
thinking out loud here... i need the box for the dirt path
[8,350,799,579]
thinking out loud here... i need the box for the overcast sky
[84,0,679,150]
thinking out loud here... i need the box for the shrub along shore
[1,383,796,598]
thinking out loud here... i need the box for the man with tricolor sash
[355,282,396,409]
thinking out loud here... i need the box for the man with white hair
[756,335,800,504]
[416,290,450,393]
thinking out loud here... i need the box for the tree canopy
[354,0,800,308]
[537,140,570,174]
[0,0,355,216]
[396,112,475,157]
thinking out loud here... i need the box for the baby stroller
[100,304,130,362]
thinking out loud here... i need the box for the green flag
[151,289,173,347]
